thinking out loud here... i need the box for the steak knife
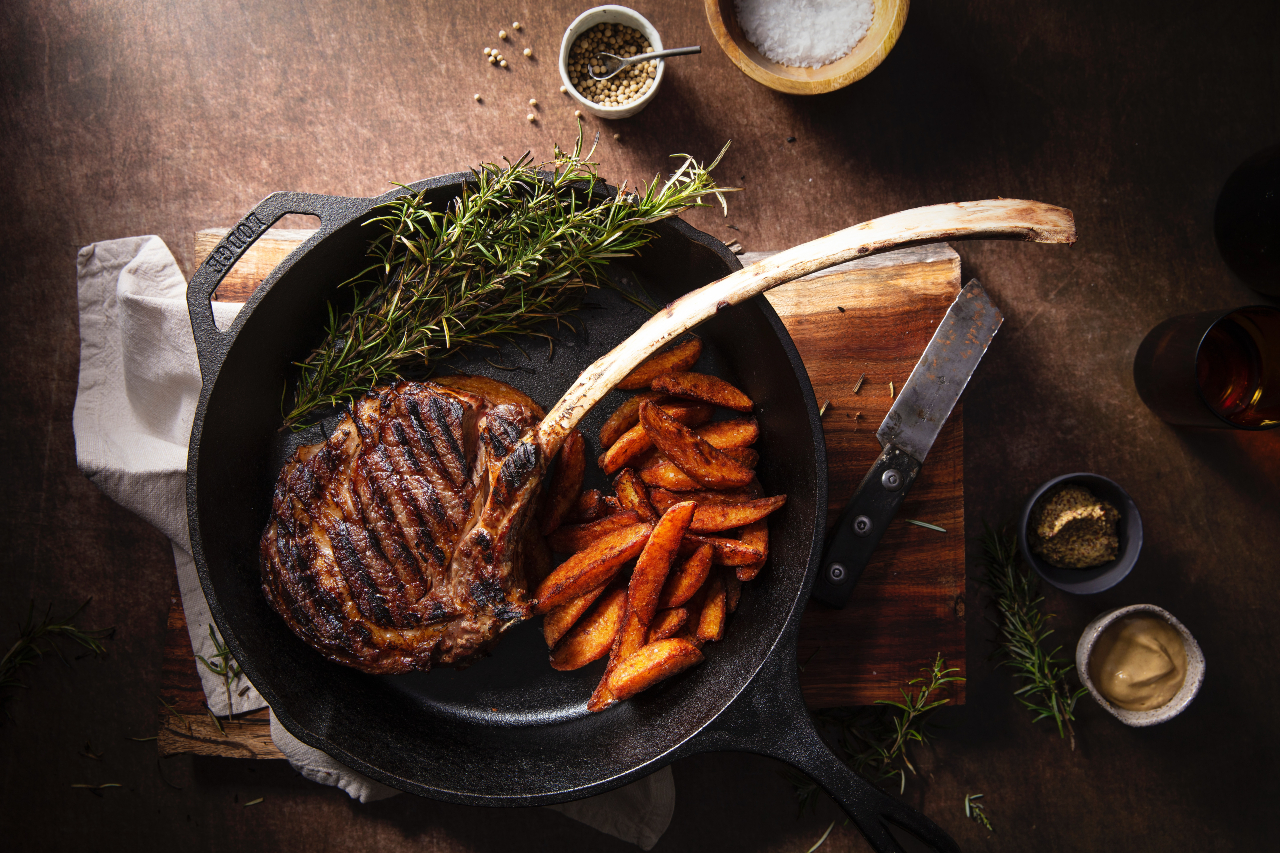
[810,279,1003,608]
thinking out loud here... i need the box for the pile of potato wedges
[530,338,787,712]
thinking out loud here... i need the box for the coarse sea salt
[735,0,875,69]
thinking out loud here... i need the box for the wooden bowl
[704,0,909,95]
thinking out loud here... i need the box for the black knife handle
[810,445,922,608]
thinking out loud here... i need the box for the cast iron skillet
[185,178,959,853]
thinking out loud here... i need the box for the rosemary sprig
[1,600,111,721]
[286,129,736,426]
[829,654,963,794]
[195,624,242,723]
[783,655,963,812]
[965,793,994,832]
[979,523,1088,748]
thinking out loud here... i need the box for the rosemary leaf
[978,522,1089,748]
[965,793,995,832]
[1,599,111,722]
[285,130,737,426]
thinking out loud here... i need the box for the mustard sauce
[1089,614,1187,711]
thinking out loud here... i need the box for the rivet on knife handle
[811,445,922,608]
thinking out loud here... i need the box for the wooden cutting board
[158,231,965,758]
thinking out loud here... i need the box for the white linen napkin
[72,234,675,844]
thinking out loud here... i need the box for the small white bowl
[1075,604,1205,727]
[560,6,665,119]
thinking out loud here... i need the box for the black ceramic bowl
[1018,473,1142,594]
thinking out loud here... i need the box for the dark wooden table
[2,1,1277,850]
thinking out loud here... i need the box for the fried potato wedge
[646,608,689,644]
[689,495,787,534]
[542,583,610,649]
[547,510,641,553]
[613,468,659,522]
[694,417,759,450]
[679,534,764,567]
[603,638,704,703]
[623,502,695,634]
[603,495,624,513]
[724,572,742,613]
[639,402,756,489]
[651,371,753,413]
[565,488,607,524]
[648,483,763,514]
[639,447,759,491]
[537,429,585,535]
[658,542,713,608]
[599,392,662,450]
[696,572,727,643]
[617,338,702,390]
[549,588,628,671]
[534,523,653,613]
[599,401,715,474]
[735,519,770,581]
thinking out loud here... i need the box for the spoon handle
[636,46,701,61]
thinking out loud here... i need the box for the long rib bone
[536,198,1076,453]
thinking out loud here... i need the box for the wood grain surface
[164,233,964,756]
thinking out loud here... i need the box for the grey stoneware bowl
[1019,472,1142,594]
[1075,604,1205,726]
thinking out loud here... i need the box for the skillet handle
[186,191,354,381]
[688,646,960,853]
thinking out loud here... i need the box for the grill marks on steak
[260,380,545,674]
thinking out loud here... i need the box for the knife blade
[810,279,1003,608]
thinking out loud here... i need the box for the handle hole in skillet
[197,214,322,329]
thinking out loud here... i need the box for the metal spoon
[588,46,701,81]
